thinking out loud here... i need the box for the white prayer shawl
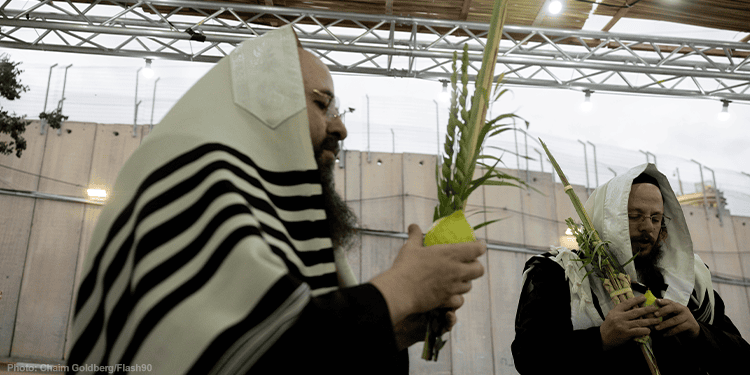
[523,163,715,330]
[67,26,355,374]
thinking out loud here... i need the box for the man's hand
[370,224,486,327]
[393,296,463,351]
[653,298,700,339]
[600,296,661,351]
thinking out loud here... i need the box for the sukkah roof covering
[64,0,750,37]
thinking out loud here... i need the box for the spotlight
[87,188,107,200]
[549,0,563,15]
[142,59,154,79]
[439,79,450,102]
[718,99,731,121]
[581,90,593,112]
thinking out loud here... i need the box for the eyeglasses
[313,89,341,119]
[628,213,671,227]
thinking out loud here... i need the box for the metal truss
[2,0,750,101]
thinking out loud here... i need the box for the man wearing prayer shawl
[66,26,486,374]
[512,163,750,374]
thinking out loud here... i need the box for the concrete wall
[1,123,748,374]
[0,121,150,365]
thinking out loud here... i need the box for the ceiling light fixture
[581,89,593,112]
[439,79,450,102]
[142,58,154,79]
[549,0,563,15]
[718,99,731,121]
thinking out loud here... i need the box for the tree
[0,53,30,158]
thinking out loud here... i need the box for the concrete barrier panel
[402,153,438,234]
[63,204,102,359]
[11,200,83,360]
[37,122,96,197]
[0,196,35,357]
[707,209,739,263]
[485,168,524,246]
[343,151,362,281]
[732,217,750,278]
[360,152,403,232]
[488,250,528,375]
[522,171,559,248]
[88,124,142,201]
[716,284,750,342]
[0,121,46,191]
[682,205,713,253]
[451,249,493,375]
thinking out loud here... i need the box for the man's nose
[327,115,347,141]
[638,218,656,232]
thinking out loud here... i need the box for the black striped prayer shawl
[66,26,340,374]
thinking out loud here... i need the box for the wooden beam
[741,34,750,43]
[602,7,630,32]
[460,0,473,20]
[385,0,393,15]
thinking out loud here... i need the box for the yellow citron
[643,289,663,322]
[424,210,477,246]
[643,290,657,306]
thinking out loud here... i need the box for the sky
[0,11,748,215]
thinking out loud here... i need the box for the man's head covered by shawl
[297,35,359,251]
[67,25,360,374]
[584,163,710,312]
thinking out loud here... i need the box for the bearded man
[66,26,486,374]
[512,164,749,374]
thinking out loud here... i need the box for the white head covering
[67,26,354,374]
[585,163,693,306]
[526,163,715,329]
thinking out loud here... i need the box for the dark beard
[634,241,666,296]
[316,152,359,251]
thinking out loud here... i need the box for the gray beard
[317,157,359,251]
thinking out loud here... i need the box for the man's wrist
[599,326,615,351]
[369,274,413,326]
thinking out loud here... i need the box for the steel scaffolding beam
[2,0,750,101]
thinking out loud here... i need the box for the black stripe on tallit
[132,177,331,271]
[130,201,319,307]
[132,160,326,246]
[102,176,334,364]
[689,288,712,319]
[70,143,329,366]
[75,143,320,314]
[114,225,286,367]
[102,186,333,355]
[184,275,303,375]
[101,199,335,368]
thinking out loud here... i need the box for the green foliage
[0,109,29,157]
[0,54,30,158]
[434,44,528,224]
[0,54,28,100]
[565,216,632,282]
[39,107,69,130]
